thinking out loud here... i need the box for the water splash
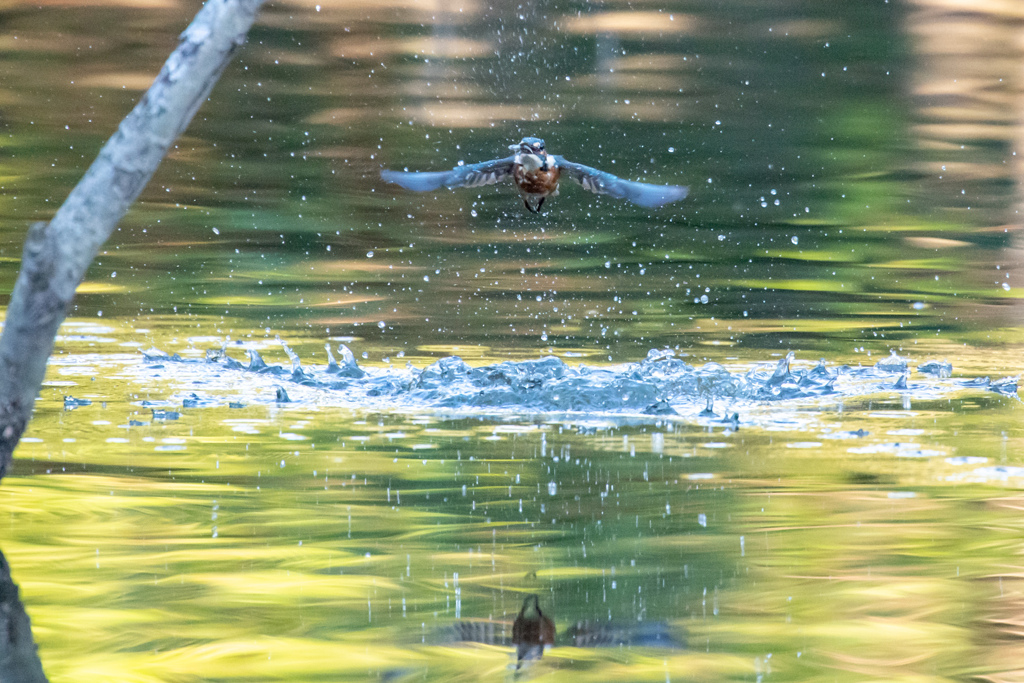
[136,344,1019,422]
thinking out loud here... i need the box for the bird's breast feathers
[514,164,560,195]
[516,152,554,173]
[514,152,559,195]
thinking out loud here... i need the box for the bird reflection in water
[440,592,684,671]
[511,594,556,667]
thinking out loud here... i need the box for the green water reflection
[1,0,1021,356]
[7,358,1024,681]
[1,0,1024,680]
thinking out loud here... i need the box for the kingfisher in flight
[380,137,689,213]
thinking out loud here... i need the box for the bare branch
[0,549,47,682]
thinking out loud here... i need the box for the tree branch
[0,548,47,682]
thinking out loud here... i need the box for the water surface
[1,0,1023,680]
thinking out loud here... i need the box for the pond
[1,0,1023,681]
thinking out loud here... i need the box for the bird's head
[510,137,547,156]
[519,594,542,619]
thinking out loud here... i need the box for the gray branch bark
[0,0,265,478]
[0,549,46,683]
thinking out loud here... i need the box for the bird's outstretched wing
[381,156,517,192]
[553,156,689,208]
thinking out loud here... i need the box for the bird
[511,594,556,666]
[380,137,689,213]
